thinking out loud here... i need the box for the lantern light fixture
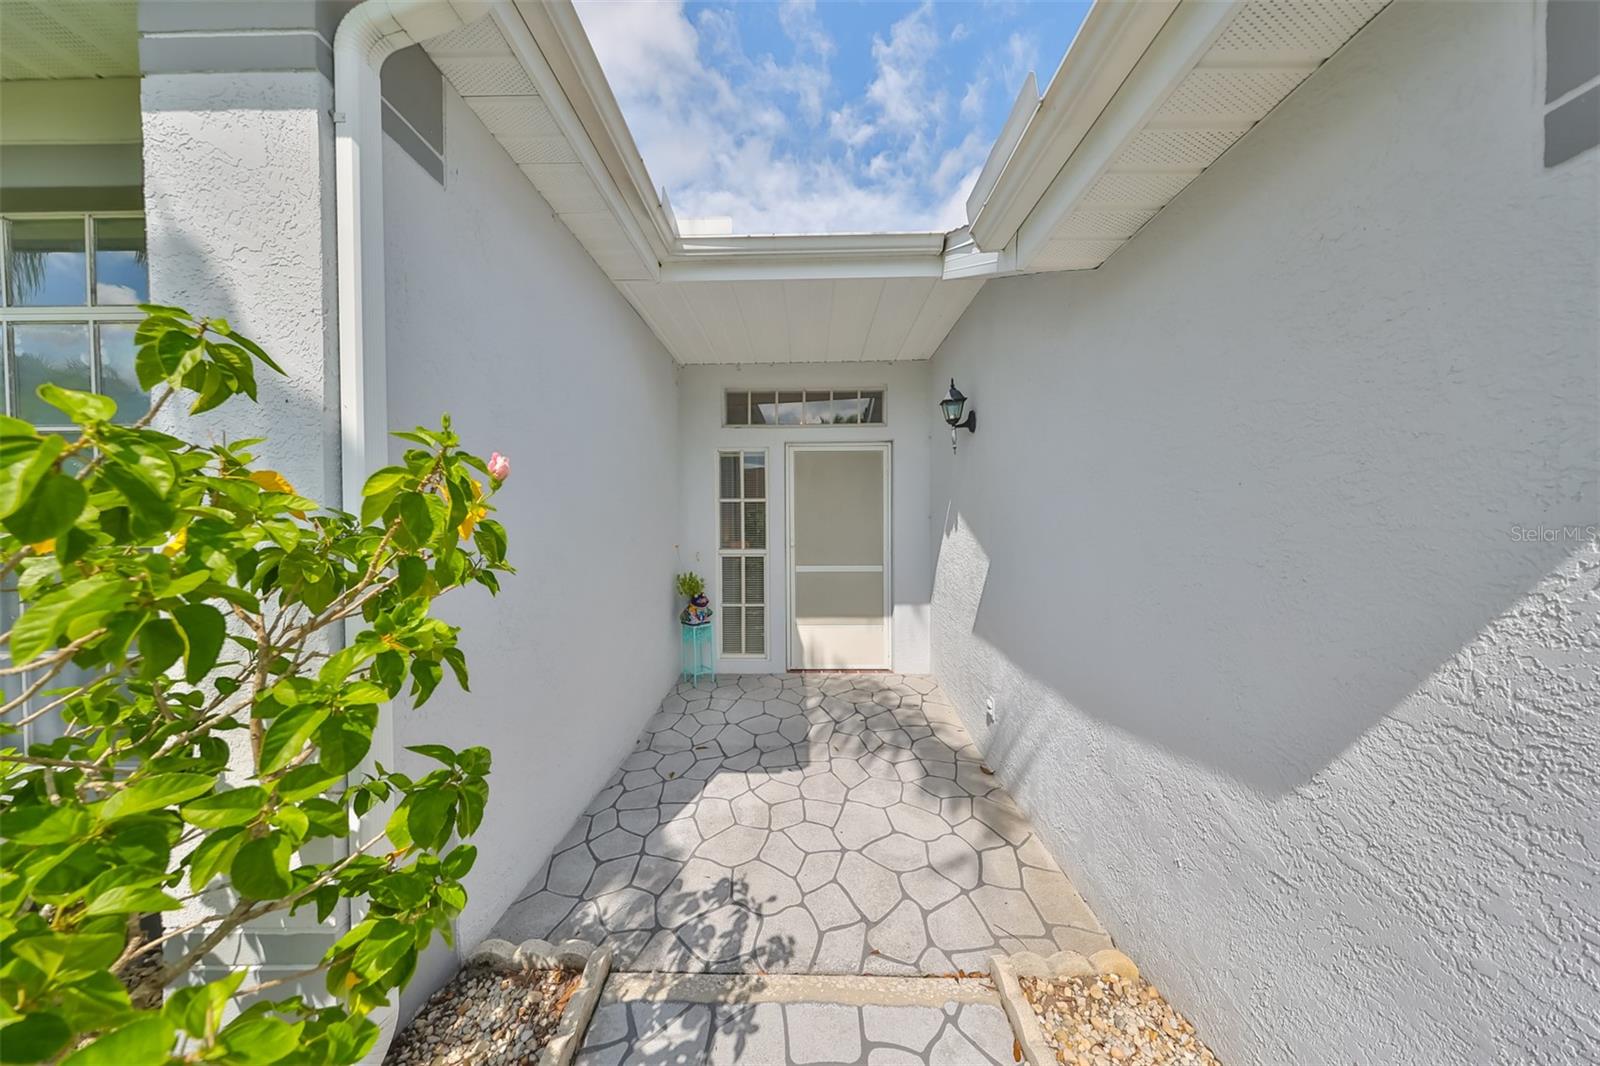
[940,378,976,452]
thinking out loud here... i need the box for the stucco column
[138,0,343,504]
[137,0,346,993]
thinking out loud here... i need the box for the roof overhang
[403,0,1391,362]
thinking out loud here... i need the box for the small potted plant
[677,571,712,626]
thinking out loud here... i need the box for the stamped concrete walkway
[494,674,1109,977]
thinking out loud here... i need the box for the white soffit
[1019,0,1389,272]
[0,1,137,80]
[421,12,658,283]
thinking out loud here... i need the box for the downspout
[331,3,474,1058]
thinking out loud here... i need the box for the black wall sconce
[940,378,976,452]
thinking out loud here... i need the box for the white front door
[786,443,891,669]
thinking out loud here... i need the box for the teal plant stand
[680,622,715,685]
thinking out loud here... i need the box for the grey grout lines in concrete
[492,674,1110,978]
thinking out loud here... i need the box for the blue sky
[574,0,1091,234]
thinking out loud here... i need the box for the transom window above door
[724,388,885,427]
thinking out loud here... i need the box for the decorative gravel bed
[1019,972,1221,1066]
[385,964,581,1066]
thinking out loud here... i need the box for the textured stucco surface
[142,72,340,505]
[677,362,934,674]
[926,4,1599,1063]
[383,85,680,1015]
[142,69,344,983]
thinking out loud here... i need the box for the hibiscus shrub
[0,306,512,1063]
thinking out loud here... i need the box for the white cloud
[573,0,997,234]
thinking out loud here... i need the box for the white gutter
[332,4,480,1059]
[966,0,1179,252]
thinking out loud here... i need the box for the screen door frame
[784,441,892,670]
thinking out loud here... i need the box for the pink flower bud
[488,452,511,482]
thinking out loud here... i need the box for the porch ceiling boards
[0,0,137,80]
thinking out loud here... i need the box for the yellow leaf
[161,527,187,557]
[457,478,486,540]
[30,538,55,554]
[248,469,296,495]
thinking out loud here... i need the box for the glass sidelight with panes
[717,450,768,657]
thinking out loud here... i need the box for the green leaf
[396,491,434,547]
[187,827,246,892]
[171,602,226,683]
[351,918,412,979]
[179,787,267,829]
[62,1015,175,1066]
[218,1013,303,1064]
[259,704,329,775]
[231,833,293,899]
[406,744,456,766]
[0,1013,71,1064]
[0,430,64,521]
[275,765,344,803]
[1,471,86,543]
[397,554,427,596]
[98,772,215,821]
[83,884,181,917]
[36,382,116,424]
[163,971,245,1039]
[137,617,185,680]
[317,706,376,774]
[405,789,455,852]
[360,466,410,498]
[4,804,91,845]
[442,844,477,879]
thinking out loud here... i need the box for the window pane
[750,391,776,425]
[860,390,885,424]
[776,390,802,425]
[93,217,148,305]
[721,613,742,656]
[721,555,742,605]
[803,390,830,425]
[719,501,741,550]
[744,556,765,605]
[742,501,766,550]
[742,452,765,499]
[833,390,861,424]
[719,453,740,499]
[13,324,91,422]
[98,323,146,423]
[724,390,749,426]
[743,606,765,655]
[7,218,88,306]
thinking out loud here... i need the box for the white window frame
[722,387,887,428]
[1,211,148,747]
[1,211,148,432]
[716,448,769,660]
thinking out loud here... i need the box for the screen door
[787,444,890,669]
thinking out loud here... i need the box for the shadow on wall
[931,270,1598,798]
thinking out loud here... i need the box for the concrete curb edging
[990,949,1141,1066]
[464,938,615,1066]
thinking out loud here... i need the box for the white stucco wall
[926,4,1599,1063]
[677,362,934,675]
[382,86,679,1011]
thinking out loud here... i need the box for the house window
[1,212,149,748]
[723,388,885,427]
[2,213,150,430]
[718,450,767,657]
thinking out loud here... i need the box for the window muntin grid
[722,388,885,427]
[1,212,149,746]
[717,450,768,658]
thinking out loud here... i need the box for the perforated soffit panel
[0,1,138,80]
[422,15,656,283]
[1029,0,1389,272]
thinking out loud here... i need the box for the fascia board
[967,0,1178,252]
